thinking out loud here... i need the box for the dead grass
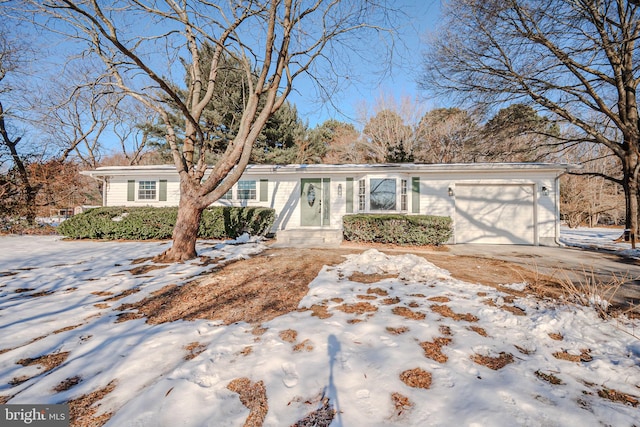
[439,325,452,336]
[367,287,388,296]
[399,368,432,389]
[349,271,397,283]
[514,345,535,355]
[382,297,401,305]
[549,332,564,341]
[291,397,336,427]
[304,304,332,319]
[117,248,354,325]
[430,304,479,322]
[227,378,268,427]
[127,263,168,275]
[8,244,630,425]
[239,346,253,356]
[386,326,410,335]
[553,349,593,363]
[105,288,140,302]
[428,296,450,303]
[53,375,82,392]
[279,329,298,343]
[472,352,514,370]
[392,306,425,320]
[500,304,526,316]
[534,370,563,385]
[68,380,117,427]
[336,302,378,314]
[184,342,207,360]
[420,337,452,363]
[597,387,639,407]
[292,339,314,352]
[390,392,413,418]
[468,326,488,337]
[18,351,69,374]
[53,324,84,334]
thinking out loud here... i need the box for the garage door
[455,184,535,244]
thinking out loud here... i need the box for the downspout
[102,176,108,206]
[554,174,564,247]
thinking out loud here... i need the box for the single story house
[81,163,574,246]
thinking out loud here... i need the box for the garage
[454,184,536,244]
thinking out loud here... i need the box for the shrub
[58,206,275,240]
[343,214,452,246]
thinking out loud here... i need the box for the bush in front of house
[343,214,452,246]
[57,206,275,240]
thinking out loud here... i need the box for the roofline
[81,162,579,178]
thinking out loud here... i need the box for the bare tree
[414,108,480,163]
[357,94,425,163]
[318,119,364,164]
[422,0,640,246]
[561,143,624,227]
[0,16,40,224]
[33,0,399,261]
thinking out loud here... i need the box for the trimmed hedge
[343,214,452,246]
[58,206,275,240]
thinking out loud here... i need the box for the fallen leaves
[227,378,268,427]
[400,368,432,389]
[471,352,514,370]
[420,337,453,363]
[391,306,425,320]
[430,304,478,322]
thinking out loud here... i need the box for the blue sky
[287,1,442,129]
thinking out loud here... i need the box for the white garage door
[455,184,535,244]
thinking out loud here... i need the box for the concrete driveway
[446,243,640,310]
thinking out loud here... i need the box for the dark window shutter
[411,177,420,213]
[259,179,268,202]
[127,180,135,201]
[346,178,354,213]
[159,180,167,201]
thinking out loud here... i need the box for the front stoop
[274,229,343,248]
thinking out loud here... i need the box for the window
[138,181,157,200]
[401,179,408,211]
[358,179,366,211]
[370,178,396,210]
[221,188,233,200]
[237,180,256,200]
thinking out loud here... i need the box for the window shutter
[259,179,268,202]
[346,178,354,213]
[411,177,420,213]
[127,180,135,201]
[159,180,167,202]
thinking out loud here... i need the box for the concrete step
[275,228,343,247]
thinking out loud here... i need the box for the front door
[300,178,330,226]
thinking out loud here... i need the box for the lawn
[0,232,639,426]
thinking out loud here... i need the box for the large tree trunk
[622,151,640,249]
[156,188,204,262]
[629,179,638,249]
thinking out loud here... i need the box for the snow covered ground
[1,228,639,426]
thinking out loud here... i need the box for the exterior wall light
[541,185,550,196]
[448,187,454,197]
[337,184,343,197]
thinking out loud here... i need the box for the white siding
[90,163,569,246]
[105,176,180,207]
